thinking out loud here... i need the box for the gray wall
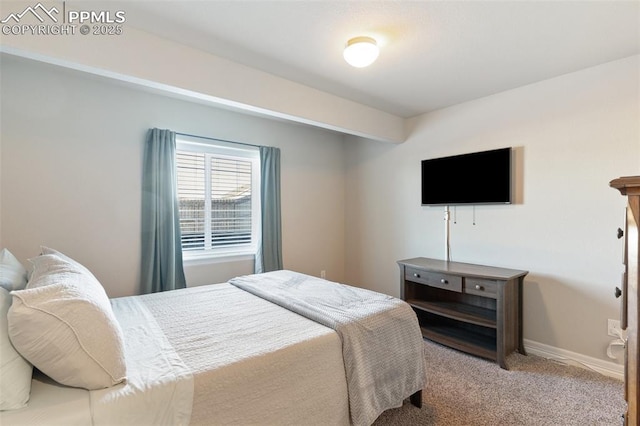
[344,55,640,364]
[0,55,346,297]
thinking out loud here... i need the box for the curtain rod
[175,132,262,149]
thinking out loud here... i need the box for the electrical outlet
[608,319,621,337]
[320,270,326,279]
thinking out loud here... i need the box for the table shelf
[407,299,496,328]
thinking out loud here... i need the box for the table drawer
[465,278,498,299]
[405,267,462,292]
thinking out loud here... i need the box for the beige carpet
[374,340,625,425]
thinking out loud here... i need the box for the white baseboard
[524,339,624,381]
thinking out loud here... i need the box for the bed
[1,251,425,426]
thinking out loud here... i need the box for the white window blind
[176,139,259,258]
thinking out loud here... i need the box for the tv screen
[421,147,512,206]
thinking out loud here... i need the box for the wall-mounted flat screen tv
[421,147,512,206]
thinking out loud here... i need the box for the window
[176,137,260,260]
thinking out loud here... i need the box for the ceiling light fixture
[343,36,379,68]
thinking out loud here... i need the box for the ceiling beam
[0,27,406,143]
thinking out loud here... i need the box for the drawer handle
[615,287,622,298]
[413,273,420,278]
[475,284,483,291]
[618,228,624,239]
[440,279,448,284]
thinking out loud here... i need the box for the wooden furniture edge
[397,258,528,282]
[610,176,640,196]
[410,390,422,408]
[611,175,640,425]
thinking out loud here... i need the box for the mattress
[0,371,92,426]
[2,283,349,425]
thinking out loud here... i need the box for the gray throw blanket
[229,270,425,426]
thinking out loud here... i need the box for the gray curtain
[141,128,187,293]
[255,146,283,273]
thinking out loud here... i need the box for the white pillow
[8,253,127,390]
[0,288,33,410]
[26,247,92,289]
[0,249,27,291]
[39,246,92,274]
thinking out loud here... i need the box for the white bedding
[90,296,194,426]
[230,270,426,426]
[136,283,349,425]
[0,372,91,426]
[1,283,349,425]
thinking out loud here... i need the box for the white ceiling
[116,1,639,118]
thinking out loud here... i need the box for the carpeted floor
[374,340,625,425]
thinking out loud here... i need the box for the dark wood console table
[398,257,528,369]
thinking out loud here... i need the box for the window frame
[176,136,261,263]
